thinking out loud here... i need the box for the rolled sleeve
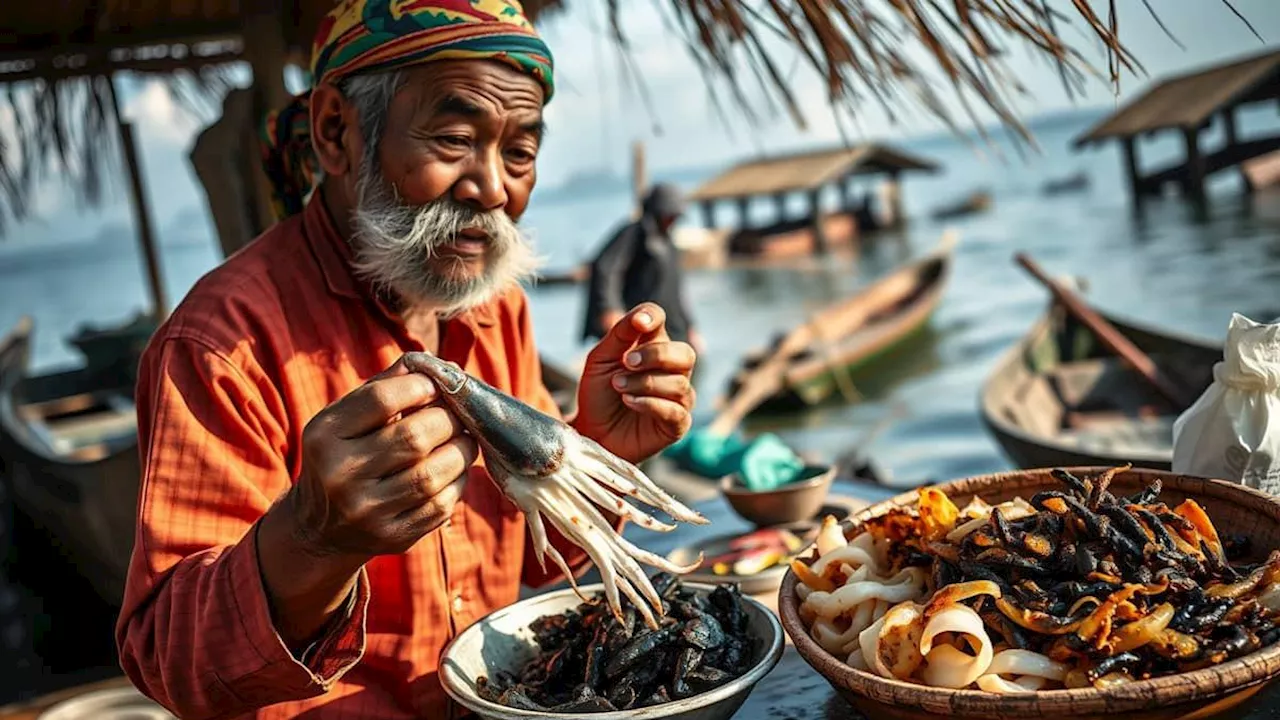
[115,336,368,719]
[219,525,369,703]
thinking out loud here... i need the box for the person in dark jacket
[581,183,703,352]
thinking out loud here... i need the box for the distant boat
[721,232,955,413]
[1041,172,1090,195]
[979,300,1220,470]
[930,190,991,220]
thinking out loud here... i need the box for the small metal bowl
[720,464,837,527]
[440,582,785,720]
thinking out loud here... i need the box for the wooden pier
[1074,49,1280,203]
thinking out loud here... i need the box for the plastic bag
[1172,313,1280,493]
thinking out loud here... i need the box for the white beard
[348,157,542,317]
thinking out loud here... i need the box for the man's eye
[506,148,536,163]
[437,136,470,148]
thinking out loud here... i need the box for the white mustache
[348,161,542,315]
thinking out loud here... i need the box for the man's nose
[452,147,508,211]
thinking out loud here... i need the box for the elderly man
[114,1,695,718]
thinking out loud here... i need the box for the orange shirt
[116,196,595,719]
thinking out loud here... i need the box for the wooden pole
[1182,126,1206,201]
[700,200,716,228]
[1015,253,1192,408]
[808,188,828,254]
[631,140,647,220]
[241,10,291,237]
[773,192,788,220]
[1121,136,1143,201]
[106,75,168,319]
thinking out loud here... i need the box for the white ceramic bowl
[440,582,784,720]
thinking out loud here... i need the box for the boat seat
[1004,374,1063,438]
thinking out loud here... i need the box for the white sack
[1172,313,1280,494]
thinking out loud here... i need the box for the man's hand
[289,357,479,557]
[256,356,478,648]
[573,303,696,464]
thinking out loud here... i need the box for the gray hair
[336,70,405,174]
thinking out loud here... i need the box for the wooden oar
[1014,253,1193,409]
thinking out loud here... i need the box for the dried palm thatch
[0,0,1262,236]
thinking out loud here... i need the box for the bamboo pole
[106,75,168,319]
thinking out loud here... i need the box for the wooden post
[700,200,716,229]
[106,75,168,319]
[1121,136,1144,202]
[631,140,647,220]
[242,11,291,237]
[773,192,788,221]
[1182,126,1206,201]
[736,197,751,229]
[884,170,903,228]
[839,175,853,210]
[1224,106,1239,147]
[808,188,828,255]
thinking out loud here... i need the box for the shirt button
[452,594,463,613]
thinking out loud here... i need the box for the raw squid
[404,352,709,628]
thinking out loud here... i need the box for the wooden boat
[722,233,956,413]
[0,314,581,608]
[979,301,1221,471]
[930,190,992,220]
[0,317,139,606]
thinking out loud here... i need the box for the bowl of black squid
[778,466,1280,720]
[440,574,784,719]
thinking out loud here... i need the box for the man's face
[344,60,545,314]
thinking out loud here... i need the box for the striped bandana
[260,0,555,221]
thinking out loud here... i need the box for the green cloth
[663,429,806,490]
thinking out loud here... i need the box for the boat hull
[979,303,1221,470]
[724,238,954,415]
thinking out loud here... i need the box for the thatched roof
[689,144,938,202]
[1074,48,1280,148]
[0,0,1261,235]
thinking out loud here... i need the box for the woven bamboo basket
[777,467,1280,720]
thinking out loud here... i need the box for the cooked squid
[404,352,709,628]
[791,466,1280,692]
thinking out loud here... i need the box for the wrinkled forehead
[401,61,546,122]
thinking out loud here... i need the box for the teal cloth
[663,429,806,490]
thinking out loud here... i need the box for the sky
[3,0,1279,248]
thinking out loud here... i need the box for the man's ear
[309,83,357,178]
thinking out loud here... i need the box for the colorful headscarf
[260,0,555,221]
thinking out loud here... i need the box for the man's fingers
[611,372,694,405]
[328,371,438,439]
[380,436,480,511]
[586,303,669,365]
[353,406,463,476]
[619,395,693,436]
[620,341,696,373]
[394,477,468,529]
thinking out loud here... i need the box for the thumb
[587,303,668,365]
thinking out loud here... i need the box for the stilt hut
[687,143,938,262]
[1073,48,1280,203]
